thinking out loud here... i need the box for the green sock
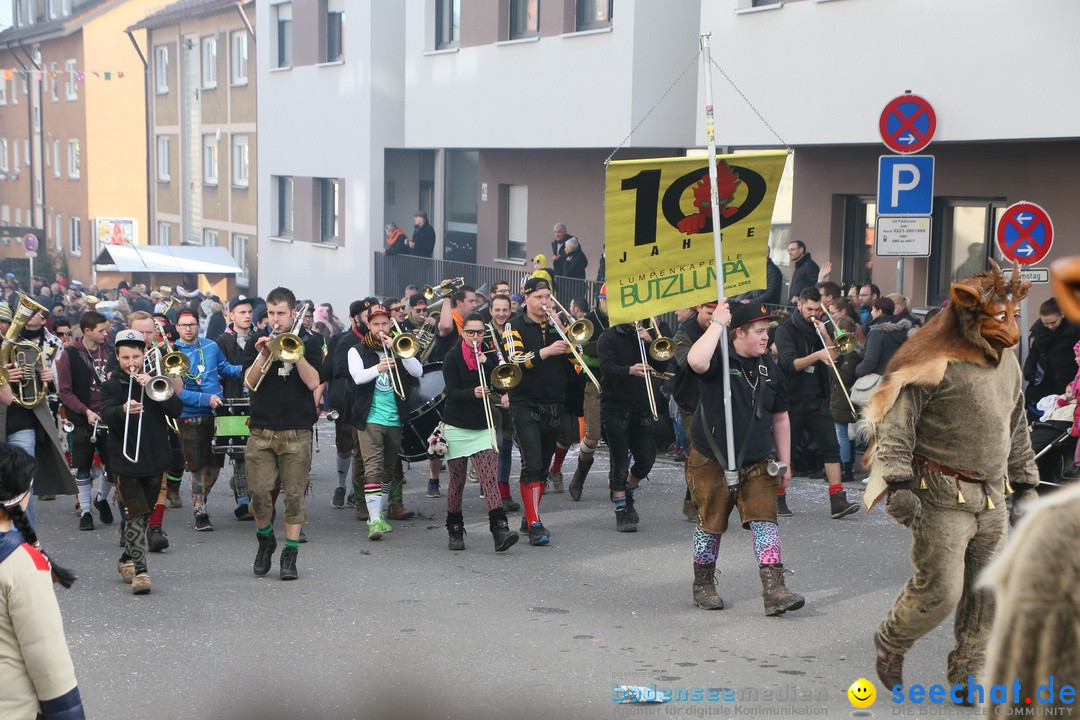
[285,538,300,549]
[257,525,273,537]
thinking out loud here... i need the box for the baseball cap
[523,277,551,296]
[229,294,253,311]
[407,294,428,309]
[730,303,778,329]
[114,329,146,348]
[367,304,391,321]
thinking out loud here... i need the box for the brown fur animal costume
[860,260,1039,694]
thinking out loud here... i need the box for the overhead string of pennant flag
[1,68,128,82]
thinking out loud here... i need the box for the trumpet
[423,277,464,301]
[470,338,500,453]
[122,362,175,463]
[486,323,522,390]
[820,306,857,354]
[247,303,310,392]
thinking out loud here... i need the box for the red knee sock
[521,482,541,526]
[148,504,165,528]
[550,446,568,473]
[828,483,843,496]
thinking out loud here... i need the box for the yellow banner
[604,151,787,324]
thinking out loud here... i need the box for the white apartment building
[258,0,1079,311]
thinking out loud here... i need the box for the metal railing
[373,253,603,306]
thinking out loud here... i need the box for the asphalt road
[33,417,987,720]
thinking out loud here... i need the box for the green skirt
[443,423,493,460]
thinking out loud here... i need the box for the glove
[885,488,921,528]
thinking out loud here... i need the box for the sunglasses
[389,306,404,312]
[57,331,72,337]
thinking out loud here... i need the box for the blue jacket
[175,337,243,417]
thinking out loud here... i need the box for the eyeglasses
[462,329,484,336]
[389,306,404,312]
[413,307,427,312]
[176,322,199,328]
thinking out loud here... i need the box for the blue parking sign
[877,155,934,216]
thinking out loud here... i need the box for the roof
[0,0,114,44]
[93,245,243,275]
[128,0,252,32]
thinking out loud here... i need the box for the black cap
[729,303,778,328]
[523,277,551,296]
[229,294,253,311]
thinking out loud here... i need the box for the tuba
[1,295,50,408]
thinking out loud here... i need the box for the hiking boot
[147,526,170,553]
[759,564,805,616]
[355,503,370,521]
[528,521,551,546]
[841,460,855,484]
[253,532,277,576]
[279,546,298,581]
[94,495,114,525]
[386,502,416,520]
[166,484,182,508]
[194,507,213,531]
[625,496,640,525]
[830,490,860,519]
[448,523,466,551]
[501,497,520,513]
[682,498,699,523]
[548,471,564,493]
[615,508,637,533]
[131,573,151,595]
[875,632,905,691]
[367,521,384,541]
[776,494,793,517]
[491,518,519,552]
[568,454,593,501]
[79,512,94,531]
[332,487,346,508]
[426,480,441,498]
[692,562,724,610]
[117,558,135,584]
[234,501,254,521]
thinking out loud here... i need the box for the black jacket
[599,325,670,415]
[732,257,784,307]
[100,371,183,477]
[1024,317,1080,399]
[774,311,831,401]
[673,314,708,411]
[788,252,820,304]
[411,222,436,258]
[558,248,589,280]
[215,326,259,399]
[856,315,916,377]
[347,341,420,430]
[442,340,500,430]
[507,313,570,406]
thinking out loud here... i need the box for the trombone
[381,319,421,400]
[811,320,857,416]
[247,303,310,392]
[634,318,676,422]
[470,338,500,453]
[485,323,522,390]
[122,361,176,463]
[544,307,602,393]
[820,306,857,354]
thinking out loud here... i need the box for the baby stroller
[1029,416,1079,494]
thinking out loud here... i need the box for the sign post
[23,234,39,291]
[997,201,1054,362]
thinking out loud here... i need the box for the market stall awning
[93,245,243,275]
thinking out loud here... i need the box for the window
[69,216,81,255]
[504,184,528,259]
[201,36,217,89]
[0,139,9,172]
[203,229,219,246]
[231,135,249,187]
[10,74,17,105]
[67,138,79,178]
[55,214,62,250]
[435,0,460,49]
[576,0,611,30]
[0,79,5,105]
[15,209,20,226]
[53,139,60,178]
[1,207,8,226]
[23,139,29,167]
[319,178,341,243]
[230,31,248,85]
[233,234,249,285]
[274,175,294,237]
[44,141,48,168]
[325,0,344,62]
[157,221,171,246]
[49,62,57,101]
[156,136,170,182]
[202,134,218,185]
[509,0,539,39]
[12,141,18,171]
[64,59,77,100]
[927,199,1007,305]
[155,46,169,93]
[275,3,293,68]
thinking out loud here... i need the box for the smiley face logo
[848,678,876,708]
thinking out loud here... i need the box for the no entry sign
[879,94,937,154]
[997,202,1054,266]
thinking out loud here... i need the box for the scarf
[462,339,480,371]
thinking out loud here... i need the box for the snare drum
[212,398,251,453]
[399,363,446,462]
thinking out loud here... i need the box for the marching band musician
[487,294,521,513]
[506,277,571,547]
[99,330,184,595]
[0,300,73,526]
[597,320,670,533]
[173,309,243,532]
[440,312,519,552]
[323,300,370,512]
[347,304,423,541]
[245,288,323,581]
[215,295,260,521]
[55,310,115,531]
[567,284,610,501]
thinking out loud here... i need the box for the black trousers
[602,407,656,493]
[511,402,561,485]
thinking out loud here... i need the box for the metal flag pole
[699,33,738,488]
